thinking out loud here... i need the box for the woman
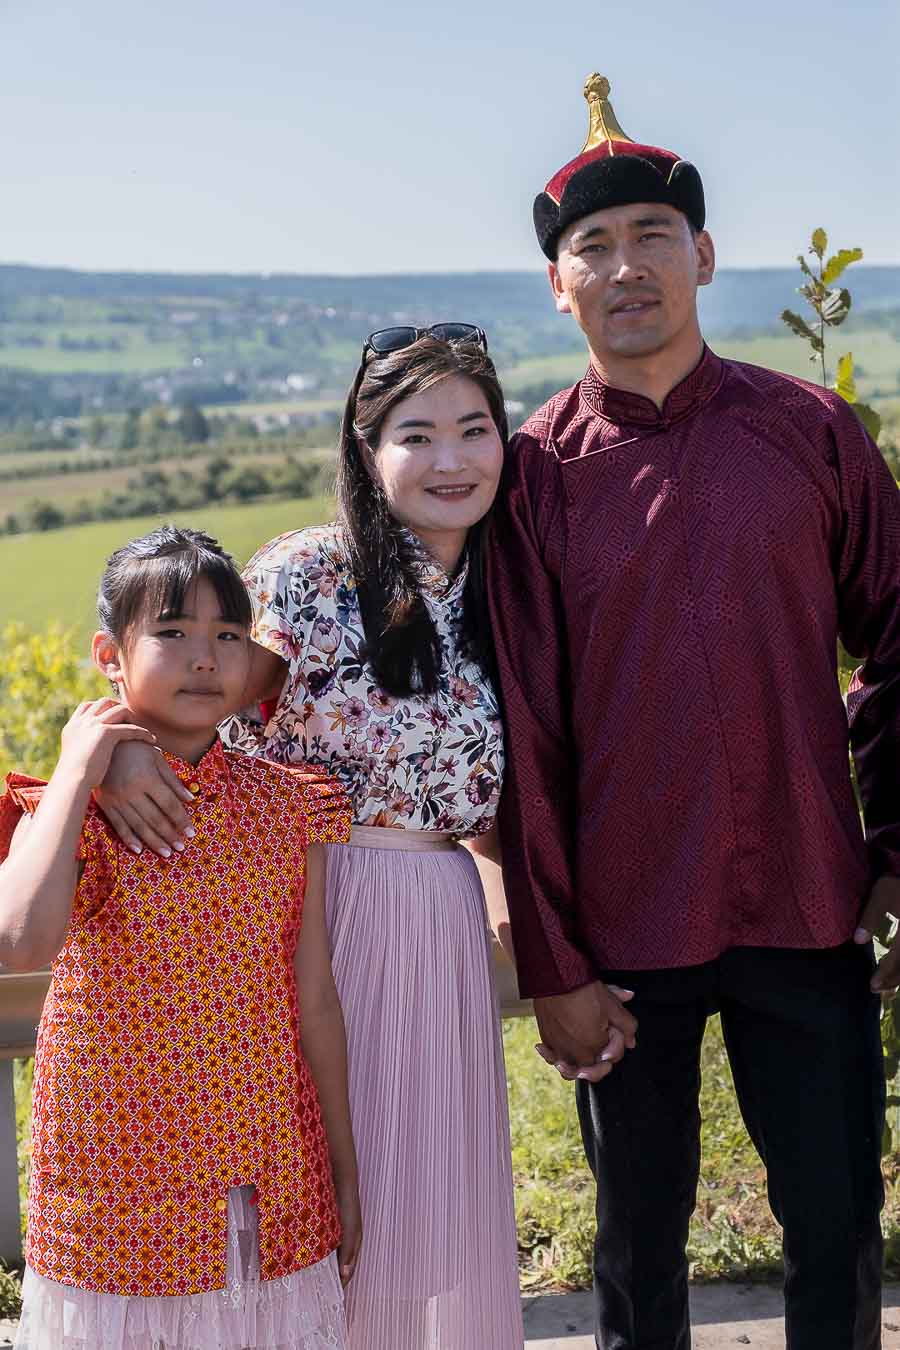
[94,328,525,1350]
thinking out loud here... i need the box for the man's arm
[829,404,900,986]
[488,438,636,1069]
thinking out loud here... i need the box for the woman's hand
[534,981,637,1082]
[93,738,196,857]
[58,700,157,791]
[335,1180,362,1286]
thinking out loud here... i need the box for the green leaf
[811,227,828,258]
[781,309,819,343]
[797,253,815,279]
[823,247,863,284]
[835,353,857,404]
[853,402,883,443]
[821,287,852,326]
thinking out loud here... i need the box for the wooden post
[0,1059,21,1263]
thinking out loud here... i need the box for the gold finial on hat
[582,74,634,154]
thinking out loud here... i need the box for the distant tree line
[3,453,332,537]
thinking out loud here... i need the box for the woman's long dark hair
[336,336,507,698]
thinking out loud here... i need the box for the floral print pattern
[221,524,504,836]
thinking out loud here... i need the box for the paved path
[5,1285,900,1346]
[522,1284,900,1347]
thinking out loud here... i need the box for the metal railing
[0,953,530,1263]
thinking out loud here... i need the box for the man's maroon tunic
[489,346,900,997]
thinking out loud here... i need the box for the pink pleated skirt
[325,828,524,1350]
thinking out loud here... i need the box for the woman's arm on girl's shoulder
[464,823,517,967]
[93,639,289,857]
[0,699,155,971]
[294,843,361,1286]
[245,640,288,705]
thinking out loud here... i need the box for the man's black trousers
[575,944,885,1350]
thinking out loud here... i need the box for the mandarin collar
[580,345,724,428]
[401,528,469,605]
[163,736,229,801]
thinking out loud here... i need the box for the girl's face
[369,374,503,569]
[93,575,251,761]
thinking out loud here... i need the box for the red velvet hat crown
[534,74,705,260]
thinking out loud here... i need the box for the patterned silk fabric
[489,347,900,997]
[220,523,503,836]
[1,741,351,1296]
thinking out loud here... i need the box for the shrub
[0,623,103,781]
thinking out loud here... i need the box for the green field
[500,325,900,405]
[0,326,185,374]
[0,495,333,641]
[0,449,308,516]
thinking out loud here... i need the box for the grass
[507,1013,900,1290]
[0,495,333,643]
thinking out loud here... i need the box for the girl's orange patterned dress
[2,739,350,1299]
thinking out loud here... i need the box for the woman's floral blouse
[220,523,504,836]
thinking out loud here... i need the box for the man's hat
[534,74,705,260]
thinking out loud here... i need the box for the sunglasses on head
[362,323,488,360]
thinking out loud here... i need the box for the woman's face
[368,374,503,567]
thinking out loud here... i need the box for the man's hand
[534,980,638,1083]
[94,740,196,857]
[855,874,900,992]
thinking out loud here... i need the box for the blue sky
[2,0,898,274]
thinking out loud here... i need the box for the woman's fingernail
[172,841,185,852]
[854,927,870,943]
[185,828,196,839]
[160,848,172,859]
[130,845,142,855]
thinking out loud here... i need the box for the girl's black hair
[336,335,507,698]
[98,523,251,642]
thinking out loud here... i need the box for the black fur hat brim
[535,154,705,260]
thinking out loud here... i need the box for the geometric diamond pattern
[3,742,351,1296]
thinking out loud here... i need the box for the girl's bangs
[125,553,251,632]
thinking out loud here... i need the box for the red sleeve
[835,404,900,878]
[285,767,352,847]
[487,436,595,998]
[0,773,47,861]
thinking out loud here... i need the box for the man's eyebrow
[572,214,673,244]
[572,224,610,244]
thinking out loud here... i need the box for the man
[489,73,900,1350]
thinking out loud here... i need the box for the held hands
[58,700,157,791]
[534,980,638,1083]
[335,1180,362,1286]
[94,737,196,857]
[855,874,900,993]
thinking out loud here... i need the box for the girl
[0,525,361,1350]
[94,333,526,1349]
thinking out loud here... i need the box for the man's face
[549,202,715,365]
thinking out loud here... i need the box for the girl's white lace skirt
[14,1185,347,1350]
